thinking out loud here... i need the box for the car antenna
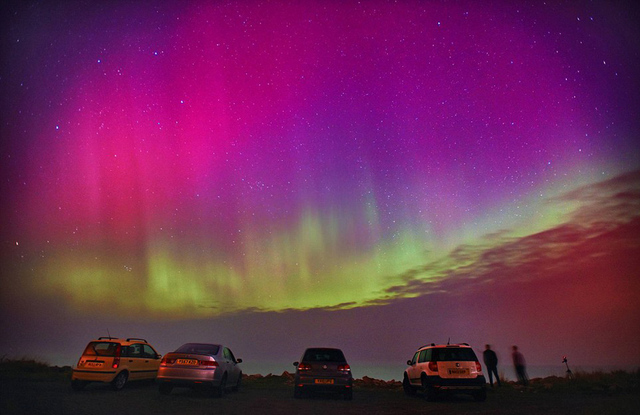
[107,328,111,339]
[447,337,450,345]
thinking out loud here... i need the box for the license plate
[85,361,103,367]
[448,368,468,375]
[314,378,334,384]
[177,359,198,365]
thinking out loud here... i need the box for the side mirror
[157,354,162,359]
[236,358,243,363]
[293,362,299,367]
[407,360,413,366]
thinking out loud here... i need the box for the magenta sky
[1,1,639,377]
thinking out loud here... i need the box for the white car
[156,343,242,396]
[403,343,486,401]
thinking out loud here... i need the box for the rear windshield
[432,347,478,362]
[303,348,346,362]
[175,343,220,356]
[83,342,119,357]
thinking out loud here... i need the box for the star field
[1,1,639,371]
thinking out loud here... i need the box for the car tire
[422,376,437,402]
[111,371,128,391]
[159,384,173,395]
[344,389,353,400]
[403,375,416,396]
[474,388,487,402]
[215,373,227,398]
[232,373,242,392]
[71,380,87,391]
[293,386,303,399]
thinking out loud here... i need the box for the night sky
[2,1,639,379]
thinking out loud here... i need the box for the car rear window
[83,342,118,357]
[303,348,346,362]
[175,343,220,356]
[432,348,478,362]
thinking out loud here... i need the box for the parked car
[156,343,242,396]
[71,337,161,391]
[293,347,353,400]
[403,342,486,401]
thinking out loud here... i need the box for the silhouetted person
[483,344,501,387]
[512,345,528,386]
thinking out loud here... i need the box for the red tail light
[112,344,121,369]
[160,356,176,366]
[428,361,438,372]
[338,364,351,373]
[475,361,482,373]
[298,363,312,371]
[199,360,219,367]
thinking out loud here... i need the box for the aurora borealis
[2,1,639,374]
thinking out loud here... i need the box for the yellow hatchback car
[72,337,162,391]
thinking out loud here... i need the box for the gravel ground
[2,374,639,415]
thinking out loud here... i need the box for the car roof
[417,343,472,350]
[89,337,150,345]
[179,342,222,347]
[304,347,343,351]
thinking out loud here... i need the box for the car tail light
[475,361,482,373]
[160,356,176,366]
[338,364,351,373]
[428,361,438,372]
[199,360,219,367]
[112,344,121,369]
[297,363,312,371]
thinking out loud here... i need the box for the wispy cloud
[373,170,640,304]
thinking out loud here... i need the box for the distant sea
[242,360,636,382]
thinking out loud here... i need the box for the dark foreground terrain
[1,360,639,415]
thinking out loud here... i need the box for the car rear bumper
[422,375,486,390]
[72,368,117,383]
[295,375,353,391]
[157,367,219,385]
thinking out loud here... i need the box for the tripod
[562,356,573,379]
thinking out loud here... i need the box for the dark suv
[403,343,486,401]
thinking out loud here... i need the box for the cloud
[379,169,640,302]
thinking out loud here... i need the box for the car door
[139,344,161,380]
[125,343,144,380]
[417,348,430,377]
[223,347,241,384]
[407,351,420,384]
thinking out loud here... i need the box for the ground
[1,364,639,415]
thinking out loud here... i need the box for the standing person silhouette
[483,344,501,387]
[512,345,528,386]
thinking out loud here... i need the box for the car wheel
[422,376,437,402]
[232,373,242,392]
[474,388,487,402]
[71,380,87,391]
[215,373,227,398]
[344,389,353,400]
[111,371,128,391]
[293,386,303,399]
[403,375,416,396]
[159,384,173,395]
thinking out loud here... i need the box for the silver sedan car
[157,343,242,396]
